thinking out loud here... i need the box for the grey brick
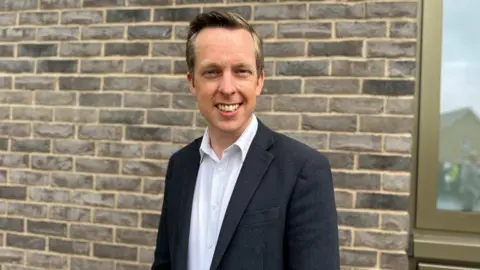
[173,60,187,74]
[276,60,328,76]
[61,11,103,25]
[171,128,203,144]
[7,234,45,250]
[126,59,171,74]
[83,0,125,7]
[76,158,119,174]
[0,0,37,11]
[0,91,32,104]
[151,77,189,93]
[36,91,76,106]
[228,0,275,2]
[71,258,114,270]
[386,98,414,115]
[308,41,363,57]
[154,7,200,22]
[49,238,90,255]
[71,191,115,208]
[0,170,7,183]
[128,0,172,6]
[338,211,379,228]
[302,115,357,132]
[51,173,93,189]
[0,138,7,150]
[336,21,386,38]
[203,6,252,21]
[97,143,142,158]
[26,252,68,269]
[94,209,138,226]
[107,9,150,23]
[70,224,113,242]
[40,0,80,9]
[49,205,91,222]
[141,213,160,229]
[82,26,124,40]
[54,140,95,155]
[0,248,24,264]
[380,253,408,270]
[330,134,382,152]
[55,108,97,123]
[117,194,162,210]
[360,116,412,133]
[171,95,195,110]
[123,160,166,177]
[78,125,122,140]
[0,217,24,232]
[79,93,122,107]
[143,179,165,195]
[358,154,411,172]
[385,135,411,153]
[139,248,155,264]
[37,27,79,41]
[116,228,156,246]
[7,202,47,218]
[28,187,69,203]
[95,177,142,193]
[389,60,416,77]
[252,23,275,39]
[256,114,298,130]
[0,124,30,137]
[20,12,58,25]
[332,60,384,77]
[152,42,185,57]
[391,21,417,38]
[310,3,365,19]
[60,43,101,57]
[105,42,149,56]
[363,79,414,96]
[11,139,50,153]
[147,110,193,126]
[15,76,56,90]
[274,96,327,113]
[94,243,137,261]
[0,28,35,42]
[330,97,384,114]
[264,42,304,57]
[59,77,101,91]
[0,76,12,89]
[0,45,14,57]
[0,14,17,26]
[27,220,67,237]
[366,2,417,18]
[0,186,26,200]
[176,0,217,4]
[144,143,181,160]
[81,60,123,74]
[354,231,407,250]
[0,60,34,73]
[128,25,172,40]
[99,109,144,125]
[339,229,352,247]
[282,132,327,150]
[174,25,188,40]
[381,213,409,232]
[34,123,74,138]
[383,173,410,193]
[104,77,148,91]
[37,60,77,73]
[255,4,306,20]
[367,41,416,58]
[32,155,73,171]
[278,22,332,39]
[340,250,377,268]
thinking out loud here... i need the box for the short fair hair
[186,10,264,78]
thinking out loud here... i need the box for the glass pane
[437,0,480,212]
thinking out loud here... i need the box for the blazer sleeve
[285,156,340,270]
[151,157,174,270]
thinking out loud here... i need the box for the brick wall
[0,0,417,269]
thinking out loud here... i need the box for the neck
[208,115,253,159]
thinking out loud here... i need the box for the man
[151,10,340,270]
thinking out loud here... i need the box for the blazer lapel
[209,121,275,270]
[175,139,202,270]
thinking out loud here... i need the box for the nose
[218,71,235,95]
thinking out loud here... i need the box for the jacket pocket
[238,206,280,226]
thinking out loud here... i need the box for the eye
[236,69,252,76]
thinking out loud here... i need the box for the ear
[187,72,196,96]
[255,70,265,96]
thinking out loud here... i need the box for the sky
[440,0,480,118]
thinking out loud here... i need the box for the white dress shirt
[187,115,258,270]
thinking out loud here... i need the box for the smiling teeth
[217,104,239,112]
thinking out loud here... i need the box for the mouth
[216,103,241,113]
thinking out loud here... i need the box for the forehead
[194,28,256,67]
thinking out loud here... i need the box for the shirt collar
[199,114,258,162]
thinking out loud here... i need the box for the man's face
[187,27,264,138]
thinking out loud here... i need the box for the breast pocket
[238,206,280,227]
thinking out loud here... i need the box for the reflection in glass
[437,0,480,212]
